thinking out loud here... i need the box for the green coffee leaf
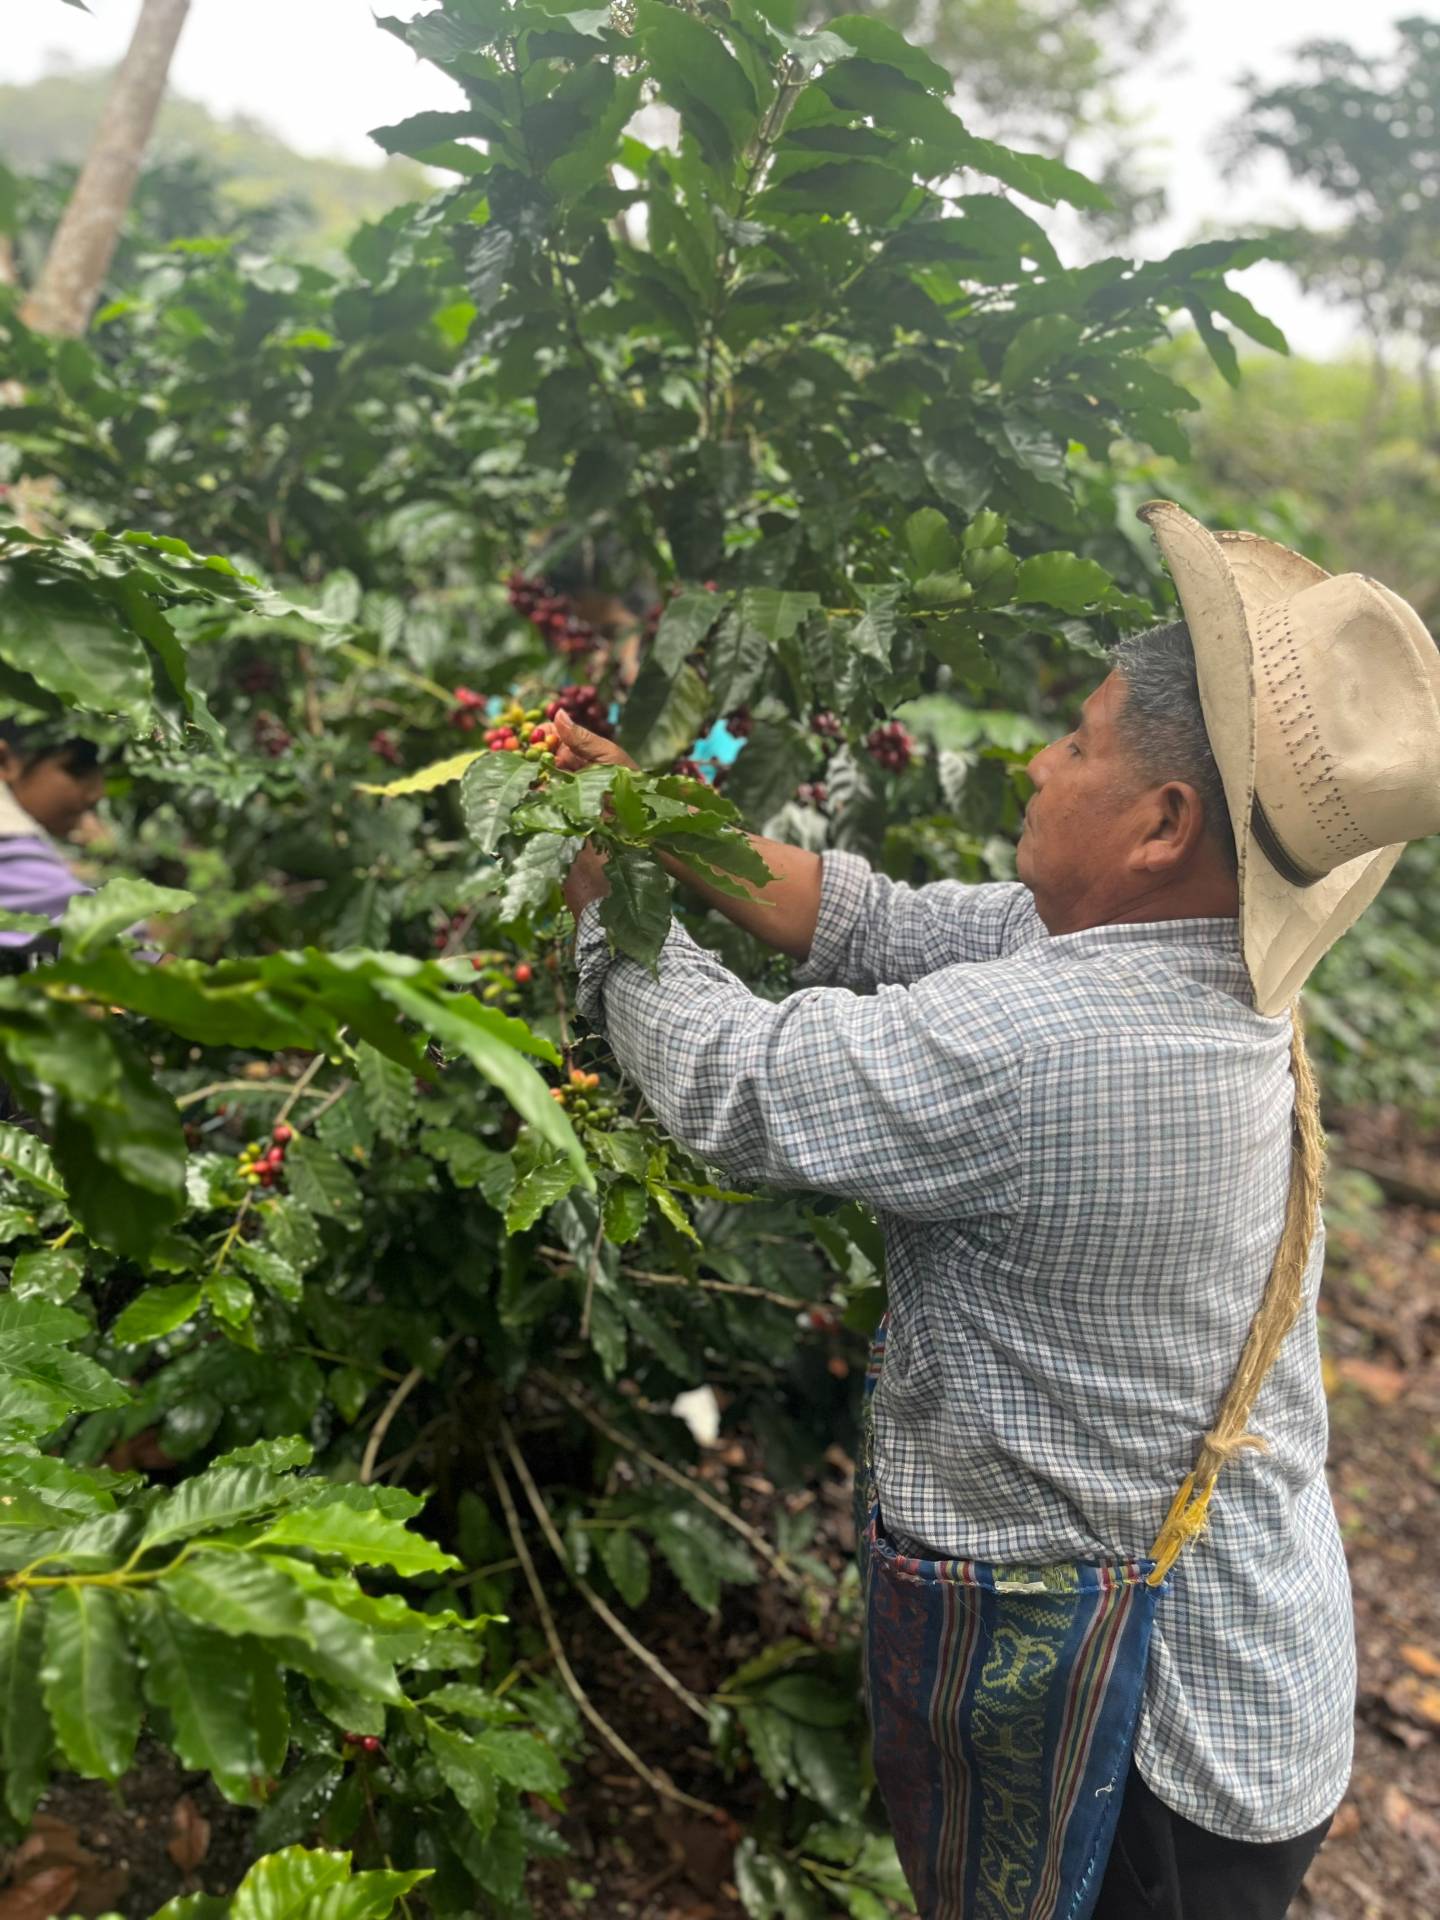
[40,1584,140,1781]
[602,1180,648,1245]
[164,1551,312,1643]
[1014,551,1113,614]
[461,750,542,855]
[253,1496,459,1577]
[112,1281,203,1345]
[9,1245,84,1304]
[355,1040,417,1145]
[505,1155,582,1235]
[425,1717,499,1837]
[0,1123,66,1200]
[597,1526,650,1608]
[60,877,195,961]
[597,850,673,970]
[472,1727,566,1797]
[140,1464,294,1549]
[284,1135,359,1225]
[0,1596,52,1823]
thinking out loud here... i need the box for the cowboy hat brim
[1138,501,1404,1017]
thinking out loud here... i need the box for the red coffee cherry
[865,721,913,773]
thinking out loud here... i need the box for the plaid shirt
[575,851,1354,1843]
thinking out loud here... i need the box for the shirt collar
[1046,914,1242,956]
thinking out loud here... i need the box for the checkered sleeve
[574,902,1021,1220]
[794,850,1037,991]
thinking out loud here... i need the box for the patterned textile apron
[860,1317,1171,1920]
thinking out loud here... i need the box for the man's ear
[1132,781,1206,873]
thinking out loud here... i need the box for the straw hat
[1139,501,1440,1016]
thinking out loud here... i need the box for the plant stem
[538,1244,809,1313]
[536,1370,802,1589]
[484,1442,725,1821]
[498,1416,709,1722]
[358,1334,460,1484]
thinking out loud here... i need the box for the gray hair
[1110,620,1237,869]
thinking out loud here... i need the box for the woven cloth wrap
[861,1019,1325,1920]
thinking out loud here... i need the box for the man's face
[1016,672,1152,933]
[2,747,106,840]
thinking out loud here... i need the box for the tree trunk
[19,0,191,338]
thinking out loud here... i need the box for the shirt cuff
[573,900,613,1029]
[792,849,874,986]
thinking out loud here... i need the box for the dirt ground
[4,1115,1437,1920]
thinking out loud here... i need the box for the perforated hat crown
[1139,502,1440,1015]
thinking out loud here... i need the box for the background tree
[815,0,1169,238]
[20,0,192,338]
[1228,15,1440,437]
[0,64,430,269]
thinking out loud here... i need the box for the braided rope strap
[1146,1013,1326,1586]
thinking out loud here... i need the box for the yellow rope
[1147,1012,1325,1586]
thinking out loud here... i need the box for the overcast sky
[5,0,1425,359]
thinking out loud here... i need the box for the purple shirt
[0,835,87,948]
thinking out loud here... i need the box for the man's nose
[1026,743,1052,787]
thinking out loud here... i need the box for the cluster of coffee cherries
[252,710,292,759]
[482,703,561,760]
[725,706,753,739]
[432,911,469,952]
[866,719,915,773]
[468,956,531,1008]
[507,572,596,657]
[342,1731,384,1756]
[811,710,845,743]
[550,1066,616,1129]
[544,682,612,738]
[370,728,403,766]
[237,657,279,697]
[450,686,487,731]
[671,757,705,782]
[795,781,829,811]
[239,1122,293,1189]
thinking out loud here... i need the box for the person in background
[0,721,106,962]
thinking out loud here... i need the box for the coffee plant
[0,3,1292,1914]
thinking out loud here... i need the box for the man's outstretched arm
[552,710,1035,988]
[564,861,1021,1223]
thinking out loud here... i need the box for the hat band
[1251,795,1325,889]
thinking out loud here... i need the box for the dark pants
[1094,1762,1332,1919]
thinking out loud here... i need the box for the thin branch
[498,1416,709,1722]
[484,1444,726,1821]
[273,1049,329,1129]
[177,1079,333,1110]
[538,1245,808,1313]
[359,1364,424,1486]
[577,1213,607,1344]
[535,1371,802,1590]
[357,1334,460,1486]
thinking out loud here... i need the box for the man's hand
[552,702,822,962]
[563,843,611,921]
[552,708,636,774]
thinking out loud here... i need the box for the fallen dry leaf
[1334,1358,1410,1405]
[1384,1676,1440,1732]
[1328,1800,1362,1840]
[1382,1784,1440,1853]
[167,1792,211,1873]
[1400,1643,1440,1681]
[0,1866,80,1920]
